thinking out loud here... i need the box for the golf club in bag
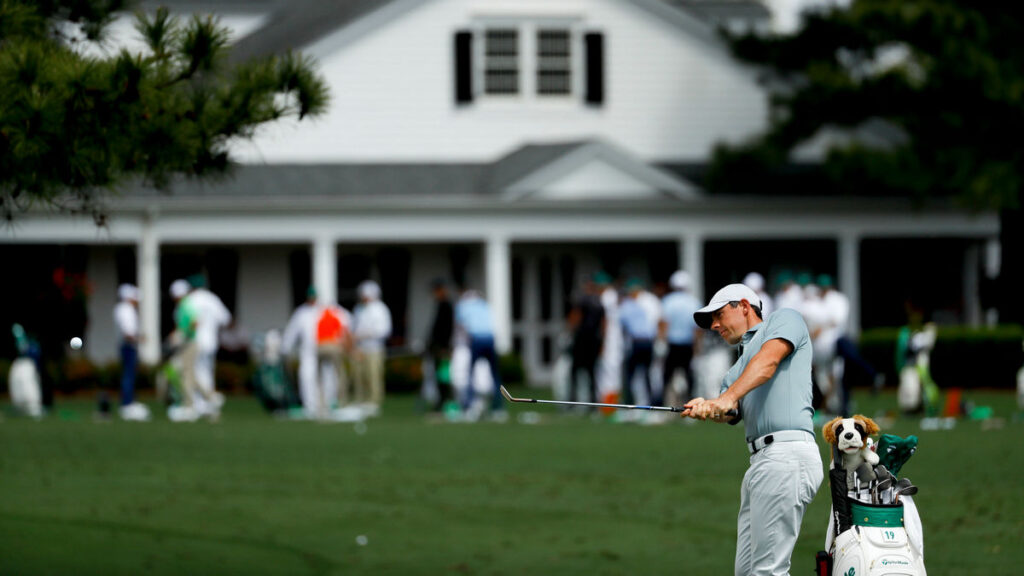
[499,386,738,418]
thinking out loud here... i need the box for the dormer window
[454,22,603,106]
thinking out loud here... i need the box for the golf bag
[820,444,926,576]
[9,356,42,418]
[830,500,926,576]
[251,330,300,413]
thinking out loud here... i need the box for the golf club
[499,385,738,417]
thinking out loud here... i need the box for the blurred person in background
[112,283,149,421]
[316,295,353,414]
[819,275,876,416]
[167,279,201,421]
[619,278,659,407]
[284,286,351,420]
[352,280,391,417]
[455,288,505,421]
[595,272,623,404]
[773,270,803,313]
[660,271,700,408]
[186,275,230,418]
[798,274,831,412]
[422,278,455,412]
[810,275,843,413]
[566,274,605,409]
[743,272,774,317]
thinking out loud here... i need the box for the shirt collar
[740,322,762,345]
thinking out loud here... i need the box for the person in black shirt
[567,275,606,409]
[423,278,455,411]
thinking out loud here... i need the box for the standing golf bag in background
[252,330,301,414]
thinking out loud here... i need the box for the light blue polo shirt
[719,308,815,441]
[661,290,700,345]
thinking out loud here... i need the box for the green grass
[1,388,1023,575]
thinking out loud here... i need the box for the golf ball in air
[70,337,83,350]
[356,535,368,546]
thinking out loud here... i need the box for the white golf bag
[831,508,926,576]
[897,364,921,413]
[824,460,926,576]
[9,357,43,418]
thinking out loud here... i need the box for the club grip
[679,406,739,419]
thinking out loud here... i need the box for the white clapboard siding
[234,0,768,164]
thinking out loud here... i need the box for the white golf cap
[118,283,139,301]
[742,272,765,292]
[358,280,381,300]
[693,283,762,329]
[669,270,690,290]
[169,279,191,299]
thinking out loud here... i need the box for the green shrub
[858,324,1023,389]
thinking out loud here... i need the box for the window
[484,29,519,95]
[456,22,601,106]
[536,29,571,95]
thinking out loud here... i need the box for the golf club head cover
[830,468,853,537]
[876,433,918,476]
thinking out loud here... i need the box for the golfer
[683,283,822,576]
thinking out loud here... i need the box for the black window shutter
[454,31,473,105]
[584,32,604,106]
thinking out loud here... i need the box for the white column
[138,218,161,365]
[313,236,337,305]
[838,233,860,336]
[486,234,512,354]
[681,232,704,302]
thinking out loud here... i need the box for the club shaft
[516,397,683,412]
[500,386,737,417]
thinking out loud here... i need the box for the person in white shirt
[185,275,231,416]
[595,273,622,403]
[800,275,839,411]
[283,286,353,419]
[743,272,774,318]
[113,284,150,421]
[352,280,391,415]
[774,270,804,313]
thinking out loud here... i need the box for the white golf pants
[735,434,823,576]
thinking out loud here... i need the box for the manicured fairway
[1,388,1021,575]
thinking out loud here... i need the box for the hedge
[858,324,1023,390]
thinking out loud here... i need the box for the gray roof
[130,163,488,199]
[483,142,586,194]
[126,139,699,201]
[227,0,389,62]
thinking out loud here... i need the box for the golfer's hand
[680,397,705,419]
[683,396,737,422]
